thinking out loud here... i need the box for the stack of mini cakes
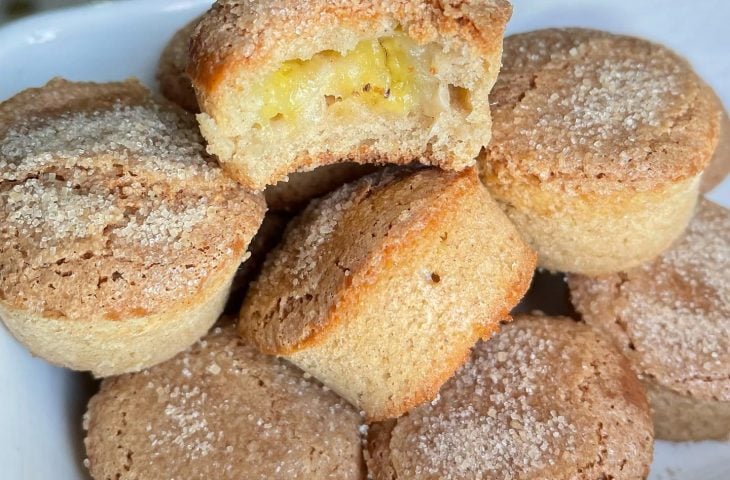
[0,1,728,479]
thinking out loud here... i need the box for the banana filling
[250,33,468,126]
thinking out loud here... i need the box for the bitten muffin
[239,167,536,420]
[157,17,376,210]
[0,78,265,377]
[479,28,720,275]
[366,315,654,480]
[188,0,512,190]
[157,17,201,112]
[569,199,730,441]
[84,322,364,479]
[701,89,730,192]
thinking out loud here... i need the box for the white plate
[0,1,728,479]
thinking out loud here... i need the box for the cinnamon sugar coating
[366,315,653,480]
[0,78,265,320]
[482,28,720,194]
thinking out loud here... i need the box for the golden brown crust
[568,199,730,403]
[366,315,653,480]
[84,323,365,479]
[157,17,201,112]
[482,28,720,195]
[645,382,730,441]
[0,78,265,320]
[189,0,511,94]
[701,88,730,193]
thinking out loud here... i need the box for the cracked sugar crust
[367,315,653,480]
[482,28,720,194]
[0,78,265,320]
[84,322,364,479]
[569,199,730,401]
[188,0,511,91]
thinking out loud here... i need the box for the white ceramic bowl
[0,1,728,478]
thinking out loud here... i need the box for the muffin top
[84,322,364,479]
[570,199,730,401]
[482,28,720,194]
[0,78,265,320]
[700,88,730,192]
[367,315,652,480]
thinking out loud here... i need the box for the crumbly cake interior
[570,199,730,400]
[0,80,264,319]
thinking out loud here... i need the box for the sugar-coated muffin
[569,199,730,440]
[84,322,364,479]
[188,0,512,190]
[157,17,201,112]
[239,167,536,420]
[479,28,720,275]
[366,314,654,480]
[0,78,265,376]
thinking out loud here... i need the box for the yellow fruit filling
[251,33,445,124]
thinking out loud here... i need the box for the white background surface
[0,1,728,478]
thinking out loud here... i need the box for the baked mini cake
[239,167,536,420]
[157,17,201,112]
[366,315,654,480]
[0,78,265,377]
[479,28,720,275]
[569,199,730,441]
[84,322,364,479]
[701,90,730,192]
[188,0,512,190]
